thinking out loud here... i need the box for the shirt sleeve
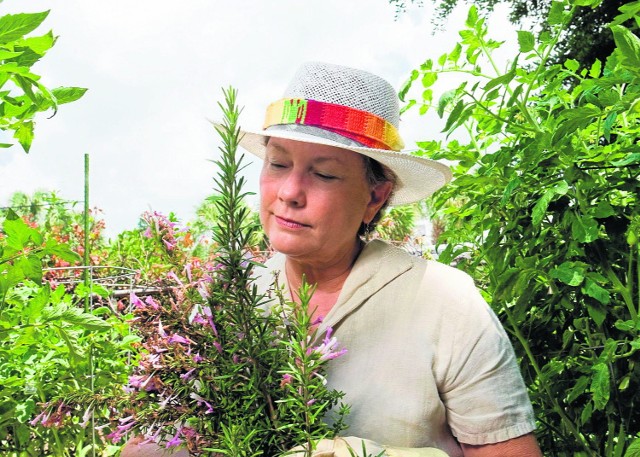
[430,267,537,445]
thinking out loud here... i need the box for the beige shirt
[256,239,536,457]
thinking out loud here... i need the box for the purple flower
[184,263,193,282]
[130,292,146,309]
[29,410,47,427]
[167,271,182,286]
[167,333,191,345]
[129,375,146,389]
[312,327,347,361]
[144,295,160,310]
[193,313,207,325]
[166,431,182,448]
[180,368,196,381]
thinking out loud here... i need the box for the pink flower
[144,295,160,310]
[130,293,145,309]
[280,373,293,388]
[167,333,191,345]
[129,375,146,389]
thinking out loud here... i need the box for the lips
[275,215,310,229]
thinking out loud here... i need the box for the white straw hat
[239,62,452,205]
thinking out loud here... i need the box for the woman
[245,62,543,457]
[123,62,542,457]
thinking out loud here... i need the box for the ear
[363,181,393,224]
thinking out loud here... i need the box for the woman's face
[259,138,390,266]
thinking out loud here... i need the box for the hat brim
[236,127,452,206]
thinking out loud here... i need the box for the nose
[277,171,306,207]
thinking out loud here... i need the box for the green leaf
[603,111,617,141]
[611,153,640,167]
[572,215,600,243]
[572,0,601,6]
[448,43,462,63]
[611,25,640,71]
[589,59,602,78]
[564,59,580,72]
[43,238,80,262]
[583,277,611,305]
[3,217,42,251]
[550,262,585,286]
[566,376,590,403]
[588,303,607,327]
[548,1,568,25]
[614,319,635,332]
[591,362,610,410]
[14,254,42,283]
[500,177,521,205]
[0,11,50,45]
[421,72,437,89]
[466,5,478,27]
[625,438,640,457]
[531,181,568,226]
[443,100,464,133]
[52,86,87,104]
[593,201,615,218]
[483,70,515,92]
[399,69,418,101]
[0,50,23,60]
[516,31,535,53]
[65,307,111,331]
[581,401,594,424]
[25,285,50,321]
[20,31,55,55]
[74,282,110,299]
[437,89,457,118]
[14,120,34,153]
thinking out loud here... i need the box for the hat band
[263,98,404,151]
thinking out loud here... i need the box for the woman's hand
[283,436,448,457]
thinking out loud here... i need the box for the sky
[0,0,517,239]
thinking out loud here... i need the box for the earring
[363,222,372,241]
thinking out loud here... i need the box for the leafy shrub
[402,1,640,455]
[0,215,134,456]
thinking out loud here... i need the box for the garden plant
[401,0,640,455]
[21,88,349,456]
[0,10,86,152]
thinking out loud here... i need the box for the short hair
[358,156,397,237]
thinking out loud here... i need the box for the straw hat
[239,62,452,205]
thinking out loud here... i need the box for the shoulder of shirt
[367,239,475,286]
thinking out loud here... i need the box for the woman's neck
[285,238,364,314]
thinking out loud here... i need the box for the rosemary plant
[40,88,348,456]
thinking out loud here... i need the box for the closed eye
[315,172,337,181]
[268,161,287,170]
